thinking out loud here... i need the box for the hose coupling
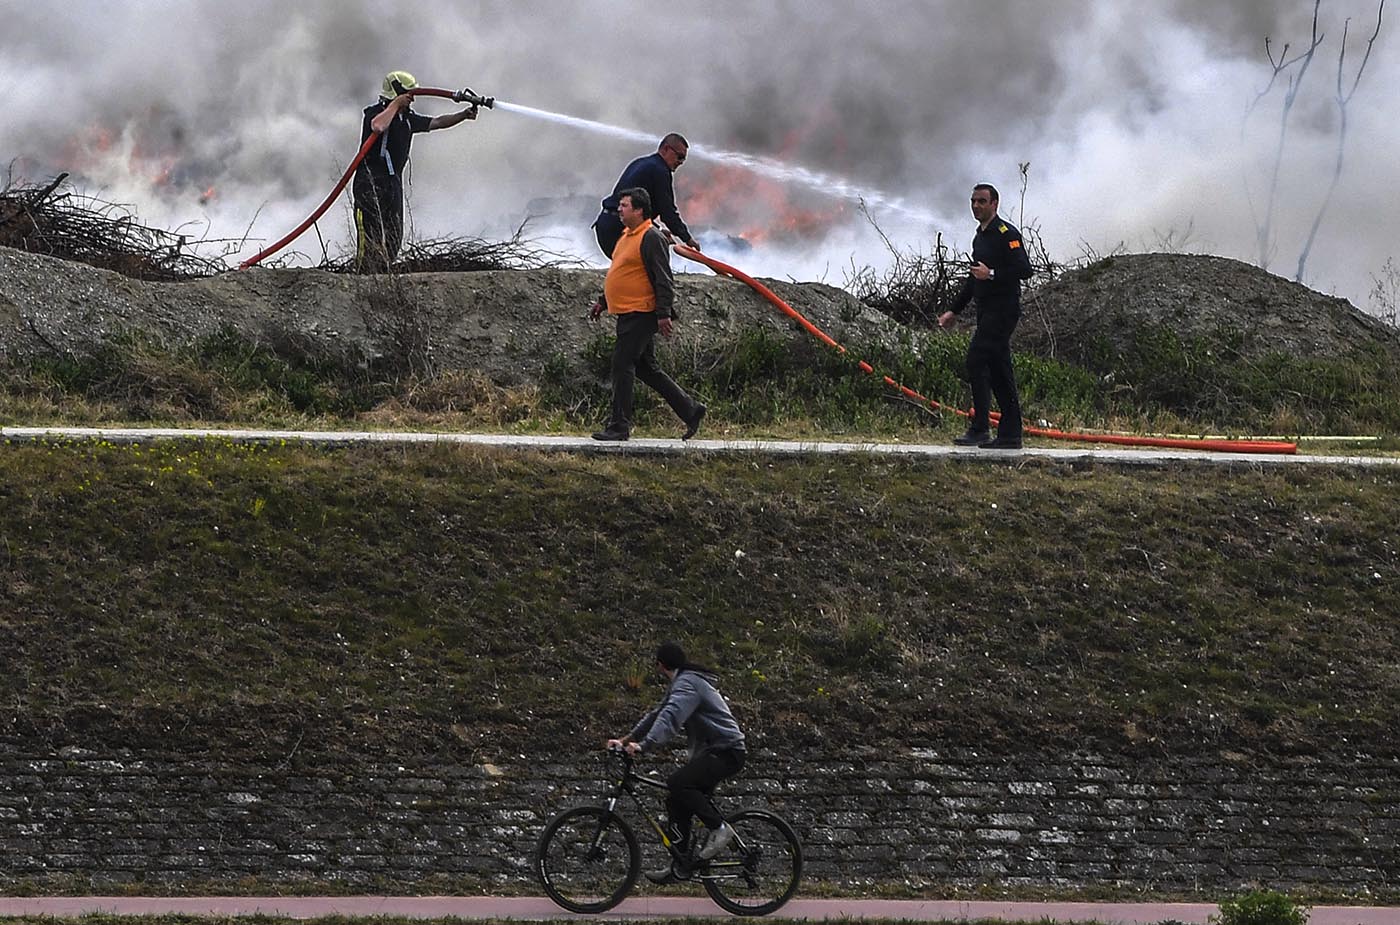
[454,87,495,109]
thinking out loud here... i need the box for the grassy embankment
[3,322,1397,903]
[3,438,1396,762]
[1,320,1398,447]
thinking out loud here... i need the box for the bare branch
[1341,0,1385,103]
[1018,162,1031,228]
[1250,0,1327,271]
[1296,0,1386,282]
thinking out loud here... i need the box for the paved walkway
[0,896,1396,923]
[2,425,1396,468]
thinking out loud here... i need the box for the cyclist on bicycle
[607,641,747,883]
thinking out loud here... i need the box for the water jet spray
[492,100,937,225]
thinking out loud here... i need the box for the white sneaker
[697,822,736,860]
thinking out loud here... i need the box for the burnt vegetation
[317,221,585,275]
[0,172,579,280]
[0,172,232,281]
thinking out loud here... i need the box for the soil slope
[4,246,1397,384]
[1020,252,1400,363]
[0,246,894,382]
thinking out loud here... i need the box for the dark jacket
[629,668,747,758]
[951,215,1034,315]
[601,152,694,246]
[356,100,434,181]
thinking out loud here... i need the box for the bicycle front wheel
[702,808,803,916]
[535,805,640,913]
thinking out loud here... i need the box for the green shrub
[1213,890,1309,925]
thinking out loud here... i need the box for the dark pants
[967,304,1023,437]
[667,747,746,849]
[593,210,623,258]
[608,312,698,433]
[353,174,404,273]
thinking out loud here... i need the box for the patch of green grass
[1082,322,1400,435]
[6,323,1396,443]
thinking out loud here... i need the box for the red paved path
[0,896,1396,923]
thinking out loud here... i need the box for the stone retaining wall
[2,747,1396,894]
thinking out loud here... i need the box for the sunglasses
[666,145,687,163]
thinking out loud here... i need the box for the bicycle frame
[598,752,682,853]
[596,751,754,880]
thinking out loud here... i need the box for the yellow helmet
[381,70,419,99]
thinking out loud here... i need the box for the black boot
[978,432,1023,450]
[682,404,707,441]
[953,427,990,446]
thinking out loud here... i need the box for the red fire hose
[674,245,1298,455]
[238,88,461,270]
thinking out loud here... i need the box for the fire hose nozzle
[454,87,495,109]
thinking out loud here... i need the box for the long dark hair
[656,641,714,675]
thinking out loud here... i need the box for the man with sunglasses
[593,133,702,258]
[938,183,1034,450]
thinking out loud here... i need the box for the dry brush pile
[0,173,228,281]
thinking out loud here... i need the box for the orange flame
[675,118,850,245]
[58,107,212,203]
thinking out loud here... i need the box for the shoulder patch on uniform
[1009,239,1022,249]
[998,223,1009,233]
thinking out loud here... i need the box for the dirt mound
[0,245,894,379]
[1020,253,1400,364]
[4,246,1398,387]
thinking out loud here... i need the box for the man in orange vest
[589,187,706,442]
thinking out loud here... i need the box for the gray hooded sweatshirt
[629,668,747,757]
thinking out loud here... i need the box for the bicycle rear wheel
[701,808,803,916]
[535,805,640,913]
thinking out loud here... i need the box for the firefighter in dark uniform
[353,71,478,273]
[939,183,1035,449]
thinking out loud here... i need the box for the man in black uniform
[353,70,478,273]
[592,133,702,258]
[939,183,1034,450]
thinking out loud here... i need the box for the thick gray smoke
[2,1,1394,312]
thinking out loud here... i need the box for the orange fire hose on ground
[238,88,462,270]
[674,245,1298,456]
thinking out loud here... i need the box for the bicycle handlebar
[605,744,631,763]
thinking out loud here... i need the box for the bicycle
[534,746,803,915]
